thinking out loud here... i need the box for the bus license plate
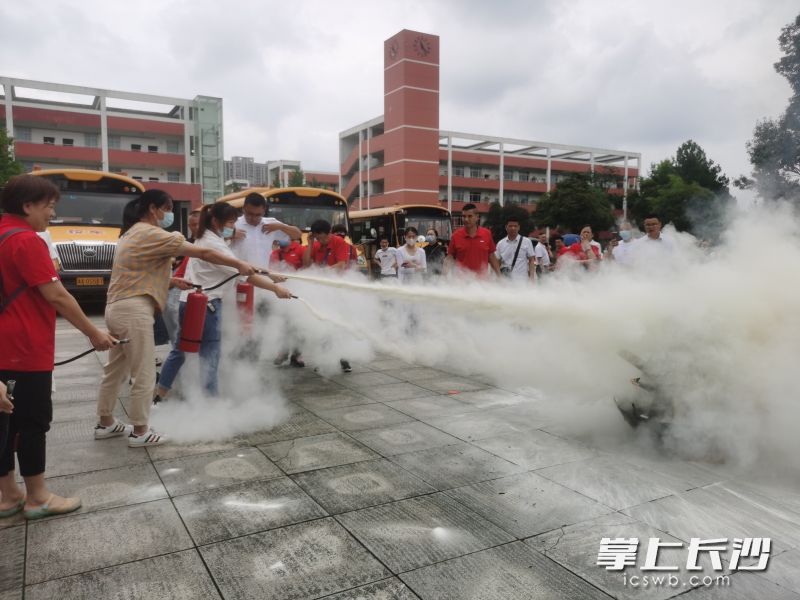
[76,277,104,286]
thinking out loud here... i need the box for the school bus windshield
[49,192,131,226]
[267,204,348,231]
[405,215,453,240]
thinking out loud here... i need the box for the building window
[15,127,31,142]
[503,170,513,180]
[108,135,121,149]
[43,136,55,145]
[166,140,179,153]
[148,177,159,181]
[131,144,142,152]
[518,172,529,182]
[167,172,180,182]
[453,166,464,177]
[470,167,482,178]
[62,138,74,147]
[469,192,481,203]
[148,145,158,153]
[85,133,99,147]
[132,176,143,181]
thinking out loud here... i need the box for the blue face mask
[426,234,436,244]
[619,230,632,241]
[158,211,174,229]
[222,226,235,239]
[278,239,290,249]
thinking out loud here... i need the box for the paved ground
[2,318,800,599]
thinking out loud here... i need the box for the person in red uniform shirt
[270,239,304,271]
[0,175,116,520]
[444,203,501,277]
[301,219,353,372]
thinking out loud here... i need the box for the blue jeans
[158,299,222,396]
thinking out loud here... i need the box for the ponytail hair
[120,189,173,237]
[196,202,238,240]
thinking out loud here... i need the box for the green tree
[535,173,614,233]
[224,181,242,195]
[483,201,534,241]
[0,129,24,187]
[674,139,730,193]
[288,169,305,187]
[739,13,800,201]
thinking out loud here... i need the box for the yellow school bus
[349,205,453,276]
[31,169,144,296]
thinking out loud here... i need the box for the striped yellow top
[107,222,185,311]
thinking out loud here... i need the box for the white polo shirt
[230,215,289,267]
[495,235,535,280]
[533,241,551,267]
[375,247,398,276]
[180,230,239,301]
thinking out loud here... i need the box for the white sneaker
[94,420,132,440]
[128,429,166,448]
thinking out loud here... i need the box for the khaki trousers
[96,295,156,427]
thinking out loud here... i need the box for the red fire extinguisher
[236,281,254,334]
[178,288,209,352]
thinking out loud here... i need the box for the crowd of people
[0,179,673,520]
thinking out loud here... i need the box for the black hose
[54,339,131,367]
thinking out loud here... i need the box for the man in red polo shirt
[445,203,501,277]
[270,239,304,271]
[302,219,351,270]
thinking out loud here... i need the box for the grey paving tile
[390,442,526,490]
[337,493,514,573]
[292,458,435,514]
[414,377,490,394]
[448,471,614,539]
[24,549,220,600]
[244,407,337,444]
[323,578,420,599]
[44,437,151,478]
[620,453,727,492]
[44,462,167,516]
[312,404,415,432]
[0,509,24,531]
[200,517,391,600]
[624,484,800,551]
[757,549,800,593]
[0,589,22,600]
[145,438,251,461]
[293,388,378,411]
[385,395,477,420]
[471,430,596,470]
[424,410,545,442]
[50,386,109,404]
[46,418,99,445]
[678,572,800,599]
[174,477,327,545]
[537,456,677,510]
[380,367,451,383]
[399,541,612,599]
[25,499,193,584]
[367,358,415,372]
[259,432,378,474]
[360,383,437,402]
[350,421,462,457]
[528,512,698,600]
[448,388,528,410]
[51,400,125,423]
[329,371,405,389]
[0,526,24,597]
[154,447,282,496]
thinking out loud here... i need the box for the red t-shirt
[270,241,304,271]
[310,234,351,267]
[173,255,190,278]
[566,242,601,261]
[0,215,60,371]
[447,227,496,274]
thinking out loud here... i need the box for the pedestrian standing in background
[374,236,398,279]
[396,226,427,283]
[444,204,501,278]
[495,217,536,283]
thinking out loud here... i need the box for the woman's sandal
[0,498,24,518]
[24,494,82,520]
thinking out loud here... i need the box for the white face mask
[406,237,416,247]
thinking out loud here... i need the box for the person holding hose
[0,175,117,519]
[94,190,257,448]
[154,203,292,403]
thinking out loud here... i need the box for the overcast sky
[1,0,796,192]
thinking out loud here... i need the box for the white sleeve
[525,239,536,259]
[418,247,427,271]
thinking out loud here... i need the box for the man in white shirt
[495,218,536,282]
[607,221,637,265]
[373,236,398,278]
[630,213,675,263]
[533,232,551,274]
[230,193,301,268]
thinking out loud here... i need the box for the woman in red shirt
[0,175,117,520]
[566,225,602,270]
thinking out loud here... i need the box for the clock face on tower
[413,35,431,57]
[389,41,399,60]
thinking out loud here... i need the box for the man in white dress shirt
[495,217,536,283]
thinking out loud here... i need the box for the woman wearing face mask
[423,228,446,277]
[606,222,636,265]
[396,226,427,283]
[94,191,260,448]
[155,203,292,405]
